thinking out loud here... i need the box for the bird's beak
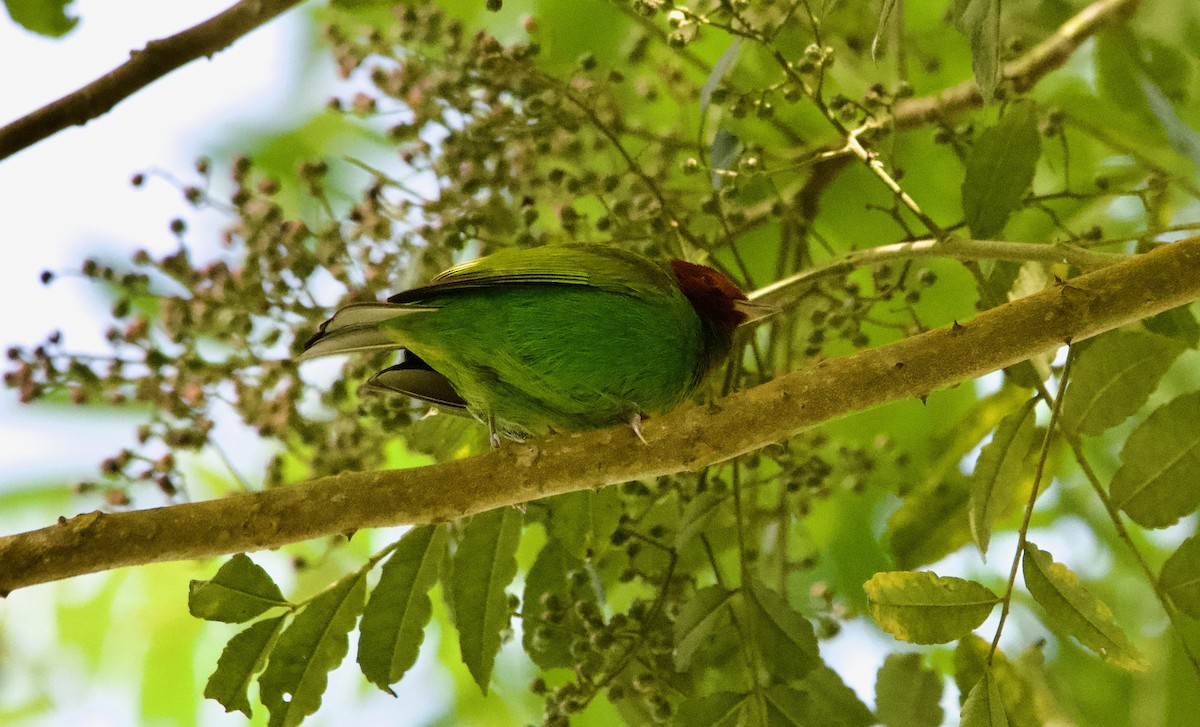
[734,299,778,325]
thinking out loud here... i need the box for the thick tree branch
[2,236,1199,595]
[0,0,303,162]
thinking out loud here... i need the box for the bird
[297,244,760,446]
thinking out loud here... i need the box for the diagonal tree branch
[884,0,1143,132]
[0,0,303,162]
[2,236,1199,595]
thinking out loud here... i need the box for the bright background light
[0,1,320,484]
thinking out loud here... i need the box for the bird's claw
[630,412,647,445]
[488,415,501,449]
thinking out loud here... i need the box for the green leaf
[1143,305,1200,347]
[954,634,1040,727]
[676,485,732,549]
[357,525,448,691]
[871,0,900,59]
[950,0,1001,101]
[204,615,288,717]
[521,543,596,669]
[1141,37,1193,104]
[761,684,819,726]
[673,585,735,672]
[1052,84,1195,180]
[450,506,522,693]
[258,570,367,727]
[189,554,289,623]
[3,0,78,37]
[970,399,1038,556]
[1061,331,1186,436]
[738,673,875,727]
[1110,391,1200,528]
[545,488,622,560]
[886,472,972,570]
[674,691,747,727]
[1140,75,1200,170]
[961,102,1042,238]
[1160,535,1200,618]
[701,38,743,116]
[960,670,1009,727]
[404,411,488,460]
[865,571,999,644]
[1021,542,1146,670]
[1094,28,1200,168]
[710,130,742,190]
[1095,29,1153,122]
[794,666,877,727]
[874,653,944,727]
[743,580,821,681]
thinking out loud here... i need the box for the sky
[0,8,441,725]
[0,1,316,485]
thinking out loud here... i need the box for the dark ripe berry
[632,673,655,693]
[589,630,615,650]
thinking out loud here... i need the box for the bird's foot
[629,412,648,445]
[487,415,501,450]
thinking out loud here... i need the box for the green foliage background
[3,0,1200,725]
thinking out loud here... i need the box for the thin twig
[0,0,303,161]
[845,126,947,238]
[989,348,1077,662]
[748,237,1126,308]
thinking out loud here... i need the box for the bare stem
[844,127,947,239]
[748,237,1126,308]
[989,348,1077,663]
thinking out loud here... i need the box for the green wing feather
[301,245,679,363]
[388,244,675,304]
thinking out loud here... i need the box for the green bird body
[299,245,751,441]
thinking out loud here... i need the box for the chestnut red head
[669,259,749,334]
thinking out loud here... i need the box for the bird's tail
[296,303,431,362]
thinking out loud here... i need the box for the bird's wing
[361,353,469,410]
[387,244,674,304]
[297,303,431,361]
